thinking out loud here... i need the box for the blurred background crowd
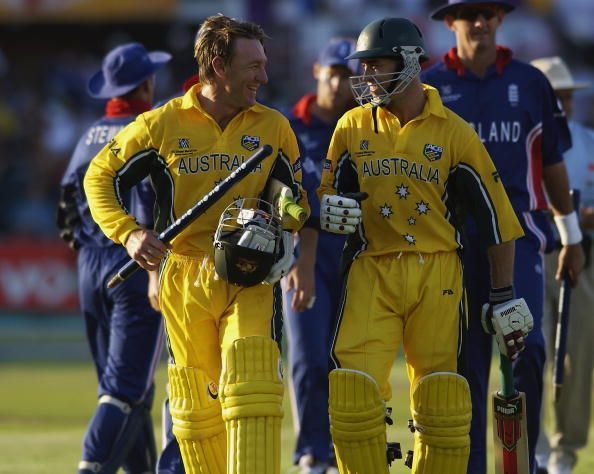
[0,0,593,314]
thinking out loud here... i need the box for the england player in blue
[422,2,585,473]
[57,43,170,474]
[282,37,358,474]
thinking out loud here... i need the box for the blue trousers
[463,212,550,474]
[284,233,344,464]
[78,245,164,472]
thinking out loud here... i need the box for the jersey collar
[444,46,513,77]
[181,83,267,114]
[292,93,317,126]
[421,84,448,120]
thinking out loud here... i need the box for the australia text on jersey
[362,157,440,184]
[178,153,263,174]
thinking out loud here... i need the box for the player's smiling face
[446,4,504,53]
[224,37,268,108]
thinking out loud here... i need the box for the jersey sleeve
[540,73,571,165]
[83,116,155,245]
[267,122,310,232]
[450,131,524,246]
[317,118,360,200]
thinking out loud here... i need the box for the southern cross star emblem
[407,216,416,225]
[415,200,430,215]
[403,233,416,245]
[214,178,224,186]
[233,195,243,205]
[380,203,393,218]
[395,183,409,199]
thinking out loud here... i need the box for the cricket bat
[267,177,308,225]
[492,354,530,474]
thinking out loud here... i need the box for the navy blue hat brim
[430,1,515,20]
[88,51,172,99]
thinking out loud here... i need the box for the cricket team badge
[241,135,260,151]
[423,143,443,162]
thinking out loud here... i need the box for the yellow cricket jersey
[84,84,309,255]
[318,84,523,257]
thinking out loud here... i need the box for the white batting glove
[320,193,366,234]
[263,231,294,285]
[481,298,534,360]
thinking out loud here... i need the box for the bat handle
[107,259,141,288]
[499,354,516,398]
[280,196,307,223]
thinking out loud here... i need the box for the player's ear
[313,63,320,81]
[212,56,226,79]
[444,14,456,31]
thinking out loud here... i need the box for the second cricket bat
[492,354,530,474]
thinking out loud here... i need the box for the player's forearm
[543,162,573,215]
[487,240,515,288]
[297,227,319,265]
[84,162,140,245]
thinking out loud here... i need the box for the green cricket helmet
[347,18,429,106]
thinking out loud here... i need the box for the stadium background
[0,0,593,472]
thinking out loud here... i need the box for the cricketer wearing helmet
[84,15,309,474]
[318,18,531,474]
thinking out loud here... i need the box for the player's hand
[320,192,368,234]
[556,243,585,287]
[125,229,169,271]
[263,231,295,285]
[284,255,316,312]
[481,298,534,360]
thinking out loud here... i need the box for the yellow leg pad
[168,364,226,474]
[328,369,389,474]
[220,336,284,474]
[411,372,472,474]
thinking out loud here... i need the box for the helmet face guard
[349,46,424,108]
[213,198,282,287]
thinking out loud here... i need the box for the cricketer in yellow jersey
[84,15,309,474]
[318,18,532,474]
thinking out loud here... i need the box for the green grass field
[0,358,592,474]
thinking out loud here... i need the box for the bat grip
[499,354,516,398]
[280,196,307,223]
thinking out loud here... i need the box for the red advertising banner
[0,237,78,312]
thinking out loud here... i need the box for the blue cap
[317,37,359,74]
[88,42,172,99]
[430,0,515,20]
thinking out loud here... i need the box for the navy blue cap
[88,42,172,99]
[317,37,359,74]
[430,0,515,20]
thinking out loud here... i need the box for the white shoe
[548,451,574,474]
[298,454,331,474]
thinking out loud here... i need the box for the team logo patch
[207,381,219,400]
[236,257,259,274]
[292,157,302,173]
[360,140,369,150]
[508,84,519,107]
[241,135,260,151]
[423,143,443,162]
[178,138,190,149]
[323,159,332,171]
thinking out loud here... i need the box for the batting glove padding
[320,194,363,234]
[481,298,534,360]
[263,231,294,285]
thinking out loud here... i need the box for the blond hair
[194,14,268,84]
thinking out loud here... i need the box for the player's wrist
[554,211,583,246]
[489,285,514,305]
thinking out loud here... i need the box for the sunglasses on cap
[455,6,500,21]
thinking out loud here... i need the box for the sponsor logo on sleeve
[292,157,302,173]
[323,159,333,171]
